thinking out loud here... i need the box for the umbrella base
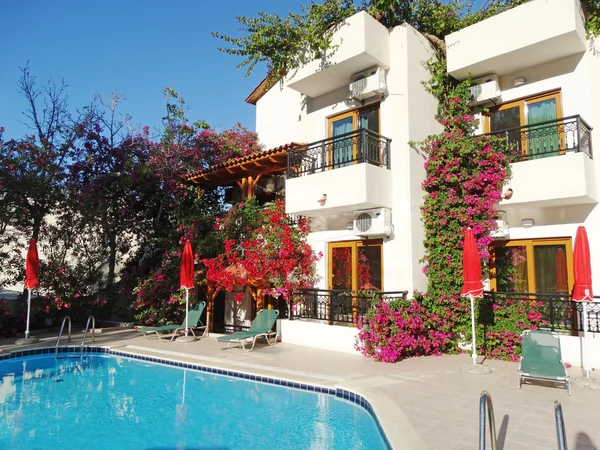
[571,375,600,389]
[461,361,492,375]
[14,336,40,345]
[176,335,197,343]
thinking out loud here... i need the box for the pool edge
[0,345,427,450]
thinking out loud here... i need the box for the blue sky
[0,0,302,140]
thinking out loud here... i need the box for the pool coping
[0,345,427,449]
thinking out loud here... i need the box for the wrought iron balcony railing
[482,291,600,333]
[484,115,592,162]
[290,288,408,326]
[287,129,391,178]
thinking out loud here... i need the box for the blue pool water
[0,352,388,450]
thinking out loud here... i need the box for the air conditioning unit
[353,208,392,237]
[468,74,501,106]
[349,66,387,100]
[490,211,510,240]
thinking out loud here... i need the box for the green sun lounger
[217,309,279,351]
[518,329,570,395]
[138,302,207,341]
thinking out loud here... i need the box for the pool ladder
[479,391,498,450]
[80,315,95,354]
[55,316,72,358]
[54,315,95,358]
[479,391,569,449]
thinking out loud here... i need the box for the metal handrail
[555,401,568,450]
[479,391,498,450]
[55,316,72,358]
[81,315,95,350]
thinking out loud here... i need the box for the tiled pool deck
[1,327,600,450]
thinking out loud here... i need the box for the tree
[7,64,85,241]
[67,92,157,308]
[0,65,86,291]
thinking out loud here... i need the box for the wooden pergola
[183,142,301,199]
[183,142,301,331]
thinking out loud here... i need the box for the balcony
[486,115,598,208]
[286,11,390,98]
[445,0,586,79]
[285,129,393,216]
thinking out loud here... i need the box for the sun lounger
[217,309,278,351]
[138,302,206,341]
[518,329,570,395]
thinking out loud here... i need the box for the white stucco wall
[285,163,393,216]
[254,21,438,295]
[446,0,586,79]
[255,82,303,149]
[279,319,361,355]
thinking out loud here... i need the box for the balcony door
[329,105,379,169]
[328,240,383,291]
[489,238,573,294]
[485,91,564,159]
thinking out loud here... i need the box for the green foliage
[214,0,600,84]
[212,0,356,85]
[582,0,600,37]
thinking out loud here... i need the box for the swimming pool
[0,349,389,449]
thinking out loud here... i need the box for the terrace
[2,328,600,449]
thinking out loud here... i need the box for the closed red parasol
[180,240,194,289]
[24,239,40,339]
[180,240,195,338]
[572,226,592,302]
[461,228,484,367]
[24,239,40,290]
[461,229,484,298]
[572,226,593,378]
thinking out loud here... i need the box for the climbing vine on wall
[415,57,517,344]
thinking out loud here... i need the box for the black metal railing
[290,289,408,325]
[213,323,250,334]
[287,129,391,178]
[484,115,593,162]
[482,291,600,333]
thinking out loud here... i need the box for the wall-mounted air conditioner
[349,66,387,100]
[353,208,392,237]
[490,211,510,240]
[468,74,501,106]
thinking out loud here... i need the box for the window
[328,105,380,168]
[328,240,383,291]
[489,238,573,294]
[485,90,564,159]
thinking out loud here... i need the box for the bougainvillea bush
[477,296,552,361]
[203,198,321,305]
[355,297,452,363]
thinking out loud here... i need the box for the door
[329,240,383,291]
[328,105,380,169]
[490,238,573,294]
[330,113,355,168]
[329,240,383,323]
[486,91,563,160]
